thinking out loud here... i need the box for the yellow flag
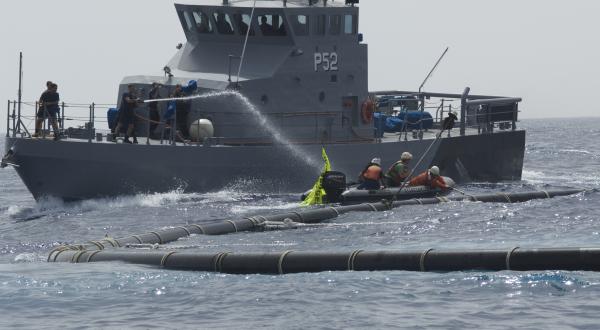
[301,147,331,206]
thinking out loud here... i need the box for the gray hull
[5,130,525,201]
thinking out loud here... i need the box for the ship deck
[21,126,493,147]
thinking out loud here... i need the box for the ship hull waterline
[4,130,525,201]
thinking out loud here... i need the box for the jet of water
[145,90,322,171]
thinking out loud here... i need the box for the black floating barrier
[47,189,587,259]
[48,247,600,274]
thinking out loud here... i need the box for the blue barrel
[107,108,119,130]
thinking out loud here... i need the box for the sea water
[1,118,599,329]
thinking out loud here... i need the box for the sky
[1,0,599,133]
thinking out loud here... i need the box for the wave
[3,187,296,222]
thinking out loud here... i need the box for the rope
[47,245,79,262]
[213,252,230,272]
[71,250,87,263]
[420,248,434,272]
[277,250,294,275]
[505,247,520,270]
[394,130,444,199]
[236,0,258,85]
[177,226,192,236]
[347,249,363,271]
[102,237,121,248]
[86,250,102,263]
[188,224,206,234]
[149,231,164,244]
[329,207,340,217]
[88,241,105,250]
[226,220,239,233]
[291,211,305,223]
[160,251,177,267]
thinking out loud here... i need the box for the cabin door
[342,96,359,127]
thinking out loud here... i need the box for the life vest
[362,165,382,181]
[409,172,447,190]
[385,161,409,184]
[361,99,375,124]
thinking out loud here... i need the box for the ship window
[193,11,213,34]
[182,11,194,31]
[290,15,309,36]
[257,14,286,36]
[329,15,342,35]
[314,15,326,35]
[344,14,357,34]
[233,13,255,36]
[213,12,234,35]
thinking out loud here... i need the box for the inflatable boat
[301,171,456,205]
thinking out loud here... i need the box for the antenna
[418,47,449,93]
[17,52,23,133]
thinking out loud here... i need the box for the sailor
[357,158,383,190]
[384,152,412,187]
[215,12,233,34]
[34,82,61,140]
[33,81,53,137]
[233,14,251,35]
[442,111,458,137]
[172,84,191,139]
[259,16,273,36]
[113,84,143,144]
[409,166,449,190]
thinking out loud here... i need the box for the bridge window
[193,11,213,34]
[214,12,234,35]
[344,14,357,34]
[182,11,194,31]
[233,13,255,36]
[314,15,326,35]
[329,15,342,35]
[291,15,309,36]
[257,14,286,36]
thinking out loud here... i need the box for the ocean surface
[1,118,599,329]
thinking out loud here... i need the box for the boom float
[48,248,600,274]
[47,189,591,275]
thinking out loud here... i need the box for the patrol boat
[3,0,525,201]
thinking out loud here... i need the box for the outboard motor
[322,171,347,203]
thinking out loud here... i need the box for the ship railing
[371,87,521,140]
[5,99,357,146]
[6,100,115,143]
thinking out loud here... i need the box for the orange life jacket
[409,172,447,190]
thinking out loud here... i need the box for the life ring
[361,99,375,124]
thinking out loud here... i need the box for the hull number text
[314,52,339,72]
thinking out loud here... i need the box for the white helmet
[429,166,440,176]
[451,111,458,116]
[400,152,413,161]
[371,158,381,166]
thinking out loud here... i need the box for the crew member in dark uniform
[113,84,143,144]
[442,111,458,137]
[34,82,61,140]
[172,84,190,140]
